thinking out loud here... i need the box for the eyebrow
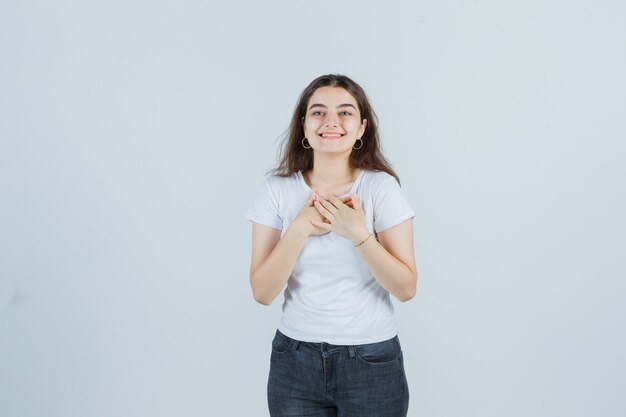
[308,103,357,111]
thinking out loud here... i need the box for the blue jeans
[267,329,410,417]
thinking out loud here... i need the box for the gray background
[1,1,624,416]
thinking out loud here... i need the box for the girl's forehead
[309,87,357,105]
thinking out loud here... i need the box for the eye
[312,111,324,116]
[340,111,352,116]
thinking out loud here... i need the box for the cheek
[344,119,361,131]
[304,119,320,133]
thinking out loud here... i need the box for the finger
[328,194,343,204]
[331,196,352,208]
[350,194,362,210]
[314,198,332,214]
[319,194,341,210]
[317,194,351,208]
[317,196,340,213]
[328,194,350,211]
[310,219,332,230]
[314,199,335,219]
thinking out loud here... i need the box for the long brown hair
[267,74,402,185]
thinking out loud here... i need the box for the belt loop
[348,346,356,358]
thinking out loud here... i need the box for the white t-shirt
[245,169,416,345]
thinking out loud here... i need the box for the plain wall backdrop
[1,1,624,416]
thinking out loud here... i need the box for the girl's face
[303,86,367,154]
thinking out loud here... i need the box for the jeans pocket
[271,330,292,354]
[354,336,402,365]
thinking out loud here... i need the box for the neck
[305,156,359,188]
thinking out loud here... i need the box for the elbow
[253,291,272,306]
[250,276,273,306]
[397,287,416,302]
[398,272,417,302]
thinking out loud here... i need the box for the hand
[290,191,331,237]
[311,192,369,243]
[291,191,356,237]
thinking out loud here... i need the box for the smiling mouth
[319,133,344,139]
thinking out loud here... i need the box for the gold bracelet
[354,233,373,247]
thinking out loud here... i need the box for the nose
[324,112,339,127]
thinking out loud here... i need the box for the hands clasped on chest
[290,190,371,246]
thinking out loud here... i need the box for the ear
[358,119,367,138]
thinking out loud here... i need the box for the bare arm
[311,193,418,302]
[249,190,332,305]
[249,223,308,306]
[352,219,418,302]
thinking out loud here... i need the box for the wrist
[350,229,372,246]
[287,221,309,241]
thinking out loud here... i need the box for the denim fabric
[267,329,409,417]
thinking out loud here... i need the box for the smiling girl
[246,74,417,417]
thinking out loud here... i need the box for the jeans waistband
[277,329,399,357]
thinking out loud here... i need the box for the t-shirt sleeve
[373,176,416,233]
[245,177,282,230]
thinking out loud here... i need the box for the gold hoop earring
[353,138,363,150]
[302,137,312,149]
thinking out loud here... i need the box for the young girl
[246,74,417,417]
